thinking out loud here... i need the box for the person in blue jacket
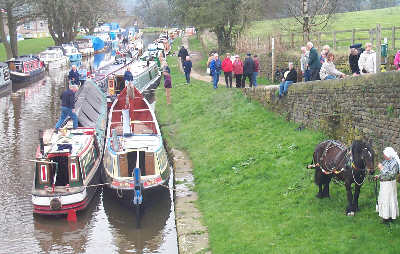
[54,85,79,133]
[122,66,133,91]
[68,65,80,85]
[209,53,222,89]
[183,56,192,84]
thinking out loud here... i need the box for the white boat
[74,39,94,56]
[62,44,82,62]
[39,48,69,69]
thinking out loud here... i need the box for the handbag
[206,67,210,74]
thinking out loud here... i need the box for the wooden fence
[237,25,400,52]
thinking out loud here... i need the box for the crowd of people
[206,52,260,89]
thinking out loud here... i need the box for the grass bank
[0,37,54,61]
[156,51,400,253]
[141,27,164,33]
[248,6,400,49]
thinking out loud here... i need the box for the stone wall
[243,71,400,156]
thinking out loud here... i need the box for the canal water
[0,33,178,254]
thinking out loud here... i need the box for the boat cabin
[7,56,43,75]
[39,48,65,62]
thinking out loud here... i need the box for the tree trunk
[302,0,310,42]
[6,6,18,57]
[215,26,232,55]
[0,12,12,60]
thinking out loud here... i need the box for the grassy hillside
[157,39,400,254]
[248,6,400,49]
[0,37,54,61]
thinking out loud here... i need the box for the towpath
[179,35,279,89]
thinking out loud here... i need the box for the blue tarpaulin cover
[83,36,104,51]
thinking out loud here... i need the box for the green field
[156,40,400,253]
[141,27,164,33]
[0,37,55,61]
[248,6,400,49]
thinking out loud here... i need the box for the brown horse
[308,140,375,216]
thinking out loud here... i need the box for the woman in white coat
[358,42,376,74]
[375,147,400,223]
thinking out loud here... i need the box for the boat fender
[50,198,61,210]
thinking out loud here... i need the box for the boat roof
[42,128,95,157]
[0,62,8,68]
[114,60,156,77]
[90,59,135,83]
[7,56,40,62]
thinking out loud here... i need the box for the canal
[0,33,178,254]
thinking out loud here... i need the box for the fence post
[392,26,396,50]
[291,33,294,48]
[271,37,275,83]
[369,29,374,45]
[352,28,356,45]
[317,32,321,47]
[257,36,260,49]
[333,31,336,49]
[376,24,381,73]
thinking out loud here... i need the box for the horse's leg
[353,184,361,212]
[345,182,354,216]
[322,176,332,198]
[315,168,324,198]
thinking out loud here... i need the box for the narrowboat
[31,80,107,215]
[74,38,94,56]
[39,48,69,69]
[7,56,45,83]
[0,62,12,94]
[62,44,82,62]
[102,85,170,223]
[105,60,161,106]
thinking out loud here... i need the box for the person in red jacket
[232,55,243,88]
[222,53,233,88]
[253,55,260,87]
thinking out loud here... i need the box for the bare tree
[0,0,38,59]
[286,0,338,41]
[80,0,121,34]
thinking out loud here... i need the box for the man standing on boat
[54,85,79,133]
[68,65,80,86]
[123,67,134,91]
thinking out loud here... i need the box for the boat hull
[10,68,45,83]
[32,165,101,215]
[0,79,12,95]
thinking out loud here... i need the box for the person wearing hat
[242,53,255,88]
[209,53,222,89]
[375,147,400,223]
[232,55,243,88]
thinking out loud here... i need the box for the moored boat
[31,80,107,215]
[74,38,94,56]
[102,85,170,222]
[7,55,45,83]
[62,44,82,62]
[0,62,12,94]
[39,48,69,69]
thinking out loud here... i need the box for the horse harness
[318,140,367,186]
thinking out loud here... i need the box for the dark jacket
[285,69,297,83]
[124,70,133,81]
[183,60,192,73]
[68,69,80,84]
[178,47,189,61]
[349,54,360,74]
[243,57,255,74]
[60,89,75,109]
[164,73,172,88]
[308,47,321,70]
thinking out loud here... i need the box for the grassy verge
[156,53,400,253]
[0,37,55,61]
